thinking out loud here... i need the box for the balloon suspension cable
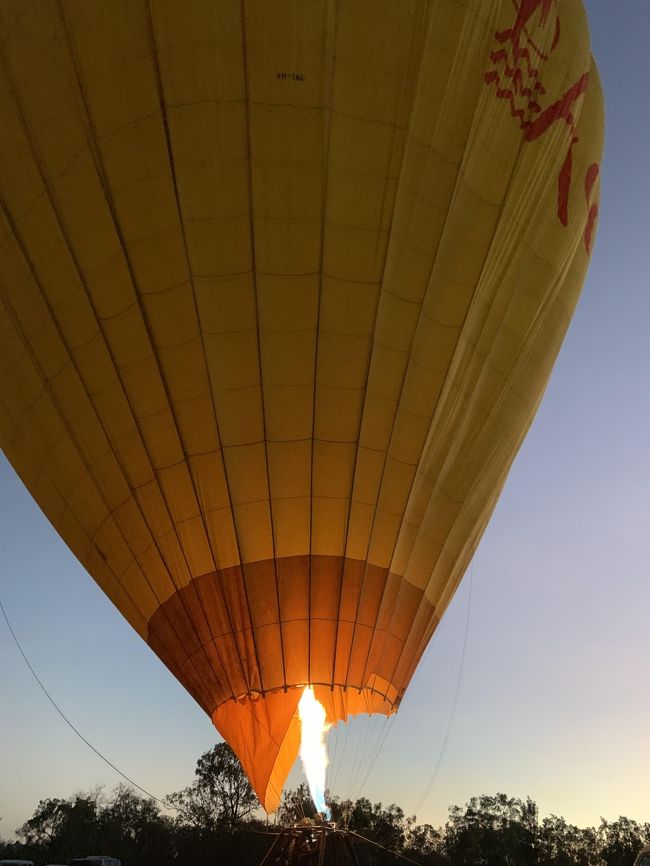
[346,829,424,866]
[412,561,474,816]
[0,594,174,809]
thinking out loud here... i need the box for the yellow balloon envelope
[0,0,603,810]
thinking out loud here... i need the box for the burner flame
[298,686,331,818]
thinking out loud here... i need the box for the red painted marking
[485,1,598,245]
[483,71,542,127]
[551,16,561,50]
[490,46,541,81]
[496,0,555,61]
[558,136,579,227]
[584,162,600,199]
[583,163,600,252]
[584,204,598,253]
[524,72,589,140]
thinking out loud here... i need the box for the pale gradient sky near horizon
[1,0,649,841]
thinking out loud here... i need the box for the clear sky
[1,0,649,841]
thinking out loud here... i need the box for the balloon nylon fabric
[0,0,602,811]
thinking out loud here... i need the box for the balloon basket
[259,823,360,865]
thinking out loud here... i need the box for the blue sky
[1,0,649,839]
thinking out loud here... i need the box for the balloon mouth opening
[211,680,401,813]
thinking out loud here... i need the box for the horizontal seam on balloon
[207,682,400,711]
[165,96,246,110]
[74,250,125,276]
[95,109,159,141]
[252,213,322,224]
[252,215,393,234]
[2,188,48,224]
[185,211,251,223]
[190,269,253,279]
[78,301,139,327]
[178,615,405,643]
[0,357,68,397]
[401,136,460,164]
[41,143,89,182]
[193,269,385,284]
[241,100,409,134]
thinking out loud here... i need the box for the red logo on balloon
[484,0,599,252]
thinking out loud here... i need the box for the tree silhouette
[3,751,650,866]
[167,742,258,833]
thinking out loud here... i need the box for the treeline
[1,744,648,866]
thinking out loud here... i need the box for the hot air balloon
[0,0,602,811]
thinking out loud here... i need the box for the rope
[330,715,352,795]
[0,594,174,809]
[348,829,424,865]
[411,563,474,816]
[357,714,395,795]
[349,714,387,798]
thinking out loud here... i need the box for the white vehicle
[70,858,121,866]
[634,848,650,866]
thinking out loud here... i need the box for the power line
[0,594,174,810]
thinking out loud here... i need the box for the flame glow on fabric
[0,0,602,811]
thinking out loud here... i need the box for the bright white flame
[298,686,331,818]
